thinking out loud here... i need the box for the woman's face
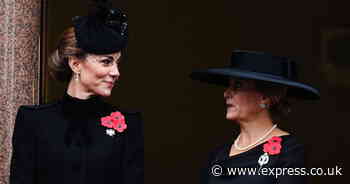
[224,79,265,122]
[78,52,122,97]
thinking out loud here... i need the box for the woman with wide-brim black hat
[191,50,320,184]
[10,1,143,184]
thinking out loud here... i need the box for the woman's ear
[259,94,272,107]
[68,56,82,74]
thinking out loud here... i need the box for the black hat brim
[190,68,320,100]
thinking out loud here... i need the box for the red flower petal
[115,120,127,132]
[102,111,127,132]
[263,142,272,153]
[111,111,122,119]
[101,116,113,128]
[263,142,282,155]
[269,143,281,155]
[268,136,282,144]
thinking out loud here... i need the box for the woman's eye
[101,59,113,65]
[234,81,242,90]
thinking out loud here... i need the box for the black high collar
[61,93,106,147]
[62,93,104,119]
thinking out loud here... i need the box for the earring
[259,103,267,109]
[74,73,80,81]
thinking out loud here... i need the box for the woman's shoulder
[109,105,143,128]
[276,135,305,168]
[110,105,143,119]
[17,101,64,124]
[205,142,232,163]
[122,110,143,129]
[14,102,62,133]
[280,134,305,153]
[18,101,61,115]
[120,109,143,117]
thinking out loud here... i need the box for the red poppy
[111,111,123,119]
[101,116,114,128]
[263,137,282,155]
[113,118,127,133]
[268,136,282,144]
[101,111,127,133]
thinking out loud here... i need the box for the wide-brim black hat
[190,50,320,100]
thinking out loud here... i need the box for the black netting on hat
[73,0,128,55]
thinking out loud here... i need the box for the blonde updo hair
[49,27,87,82]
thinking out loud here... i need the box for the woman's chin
[95,89,112,97]
[225,113,238,121]
[225,107,239,120]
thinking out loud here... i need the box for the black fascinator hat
[73,0,128,55]
[190,50,320,100]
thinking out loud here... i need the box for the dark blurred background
[44,0,348,183]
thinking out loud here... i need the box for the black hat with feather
[73,0,128,55]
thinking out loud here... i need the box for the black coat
[10,94,144,184]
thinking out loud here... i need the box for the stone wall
[0,0,41,183]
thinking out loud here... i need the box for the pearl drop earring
[259,103,267,109]
[75,73,80,81]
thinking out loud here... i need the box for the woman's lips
[226,104,238,111]
[105,81,115,88]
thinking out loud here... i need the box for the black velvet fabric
[10,93,144,184]
[200,135,306,184]
[62,93,104,147]
[73,2,128,55]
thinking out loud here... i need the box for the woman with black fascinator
[10,1,143,184]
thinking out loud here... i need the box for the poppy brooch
[258,136,282,168]
[101,111,127,137]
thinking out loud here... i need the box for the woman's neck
[236,113,275,146]
[67,80,93,100]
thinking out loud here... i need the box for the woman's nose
[110,64,120,77]
[224,88,234,98]
[224,88,230,98]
